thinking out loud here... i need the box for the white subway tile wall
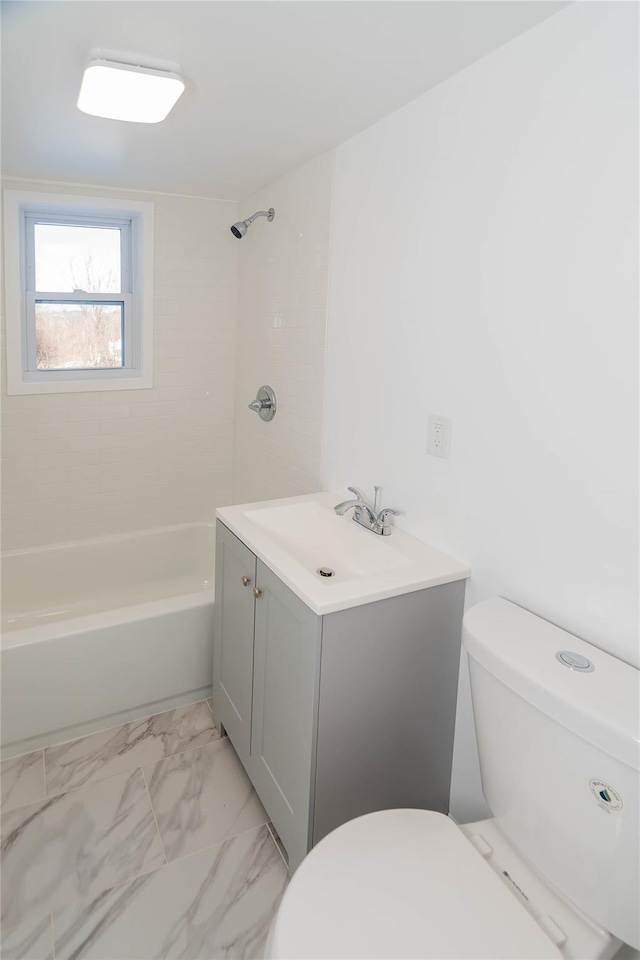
[232,151,335,505]
[1,180,240,550]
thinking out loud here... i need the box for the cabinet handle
[252,587,262,598]
[241,576,251,587]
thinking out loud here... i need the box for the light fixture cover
[77,57,185,123]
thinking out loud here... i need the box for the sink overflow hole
[317,567,335,578]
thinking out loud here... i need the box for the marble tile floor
[0,700,288,960]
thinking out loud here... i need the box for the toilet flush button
[555,651,595,672]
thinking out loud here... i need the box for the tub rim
[2,520,216,650]
[2,588,214,650]
[1,519,215,560]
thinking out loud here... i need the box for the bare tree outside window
[35,302,123,369]
[33,225,124,370]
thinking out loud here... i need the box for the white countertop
[216,492,470,615]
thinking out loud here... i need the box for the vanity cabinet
[250,562,322,856]
[213,519,466,873]
[212,527,256,761]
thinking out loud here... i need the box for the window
[3,191,153,394]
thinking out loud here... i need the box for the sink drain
[317,567,335,578]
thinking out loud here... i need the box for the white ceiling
[1,1,567,201]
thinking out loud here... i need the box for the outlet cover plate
[427,414,451,459]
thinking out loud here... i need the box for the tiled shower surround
[1,157,334,551]
[0,701,288,959]
[232,151,334,505]
[0,180,240,551]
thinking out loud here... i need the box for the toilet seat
[267,809,564,960]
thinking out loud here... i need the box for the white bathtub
[1,523,215,758]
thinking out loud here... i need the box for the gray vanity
[212,493,469,872]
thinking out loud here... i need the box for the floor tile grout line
[140,765,169,867]
[3,719,282,941]
[64,732,226,795]
[50,911,56,960]
[146,820,272,870]
[5,731,228,814]
[33,767,176,934]
[42,822,274,930]
[2,771,171,937]
[42,725,225,802]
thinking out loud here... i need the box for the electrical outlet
[427,414,451,459]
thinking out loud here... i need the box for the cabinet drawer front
[213,522,257,762]
[250,560,321,869]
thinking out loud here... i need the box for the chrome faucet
[334,486,401,536]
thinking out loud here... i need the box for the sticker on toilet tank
[589,779,623,813]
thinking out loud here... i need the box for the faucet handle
[375,506,401,535]
[347,486,368,503]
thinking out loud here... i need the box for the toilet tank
[463,599,640,950]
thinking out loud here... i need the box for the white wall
[1,180,239,550]
[323,2,638,820]
[233,151,334,505]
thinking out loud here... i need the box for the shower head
[230,207,275,238]
[230,220,248,238]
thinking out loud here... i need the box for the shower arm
[246,208,275,225]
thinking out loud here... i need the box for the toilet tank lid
[462,599,640,770]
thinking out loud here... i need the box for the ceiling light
[77,49,185,123]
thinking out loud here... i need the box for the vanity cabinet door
[212,522,257,764]
[250,560,322,872]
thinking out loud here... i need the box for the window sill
[6,374,153,396]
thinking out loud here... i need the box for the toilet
[266,598,639,959]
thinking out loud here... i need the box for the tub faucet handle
[248,385,276,421]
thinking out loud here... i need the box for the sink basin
[217,492,469,615]
[243,500,412,581]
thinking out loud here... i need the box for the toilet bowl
[266,599,639,960]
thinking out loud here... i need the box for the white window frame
[3,190,154,394]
